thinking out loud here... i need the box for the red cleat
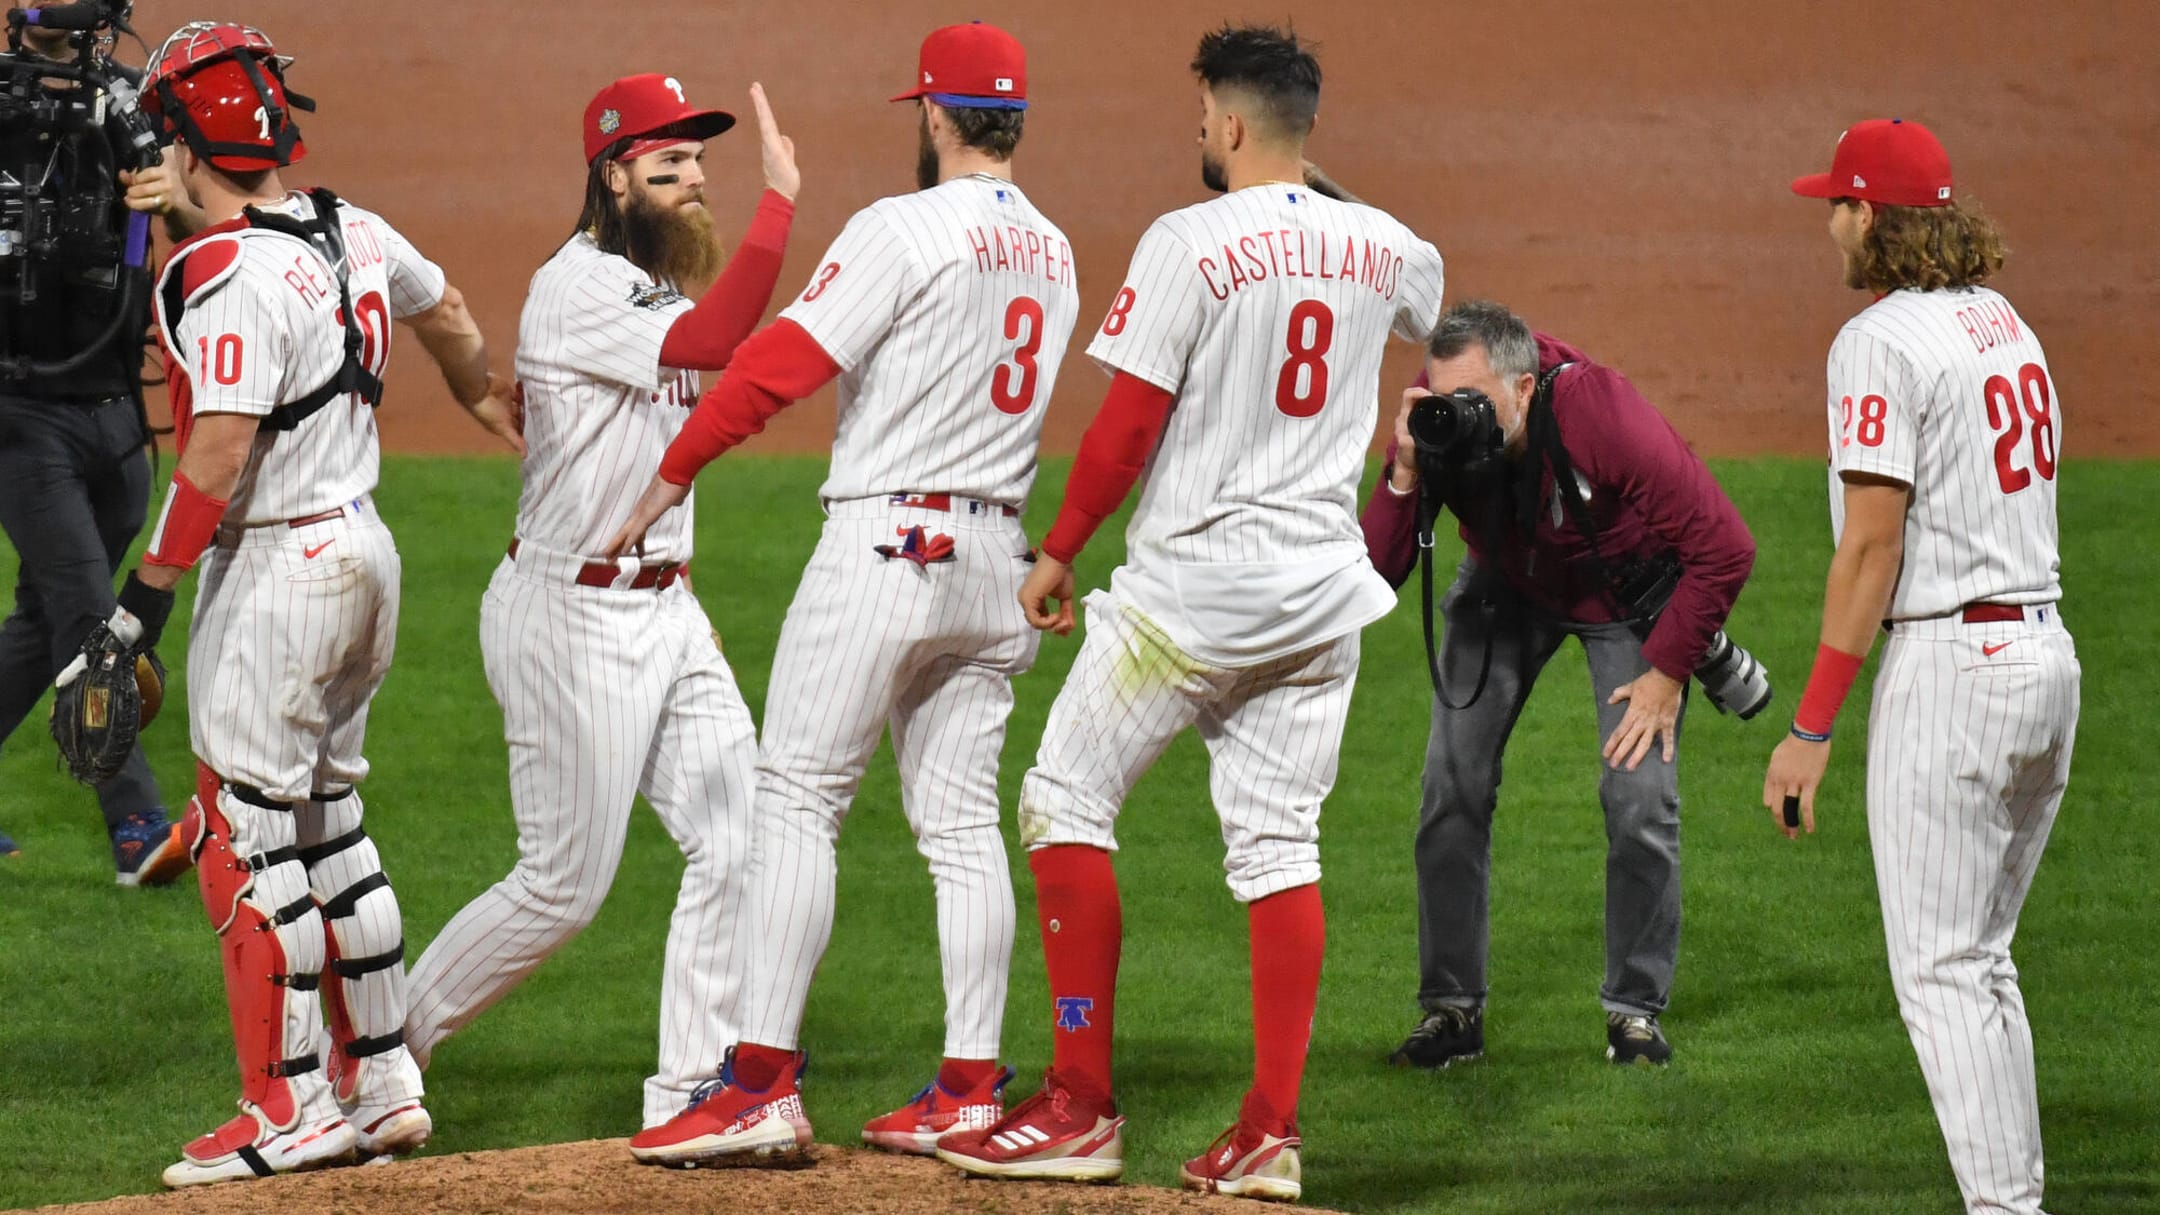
[935,1070,1123,1183]
[628,1048,812,1168]
[862,1065,1014,1155]
[1179,1092,1303,1202]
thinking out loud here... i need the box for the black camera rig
[1408,363,1772,718]
[1,1,162,380]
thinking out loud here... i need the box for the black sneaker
[1388,1006,1484,1068]
[1605,1013,1672,1065]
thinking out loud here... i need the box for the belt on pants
[1883,601,2045,632]
[506,537,688,591]
[889,492,1018,518]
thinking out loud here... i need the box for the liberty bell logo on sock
[1055,996,1094,1032]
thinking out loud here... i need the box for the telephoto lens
[1694,631,1772,718]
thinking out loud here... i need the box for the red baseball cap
[890,21,1027,110]
[1791,117,1954,208]
[583,74,736,164]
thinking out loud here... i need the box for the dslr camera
[1610,555,1773,719]
[1407,388,1506,480]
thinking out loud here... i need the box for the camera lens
[1695,631,1772,719]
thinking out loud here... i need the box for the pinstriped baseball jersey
[1084,184,1444,664]
[778,174,1079,507]
[1825,286,2062,618]
[152,194,444,527]
[513,234,703,563]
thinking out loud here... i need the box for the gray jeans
[0,393,162,828]
[1415,557,1684,1018]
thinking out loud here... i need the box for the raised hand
[749,82,799,201]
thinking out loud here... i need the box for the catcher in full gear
[68,20,519,1187]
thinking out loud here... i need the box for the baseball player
[111,22,517,1186]
[1767,118,2079,1215]
[402,74,800,1131]
[938,24,1445,1203]
[609,20,1079,1167]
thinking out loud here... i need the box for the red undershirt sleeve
[1040,372,1177,564]
[659,318,840,485]
[657,190,795,371]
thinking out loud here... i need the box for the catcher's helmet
[142,21,315,171]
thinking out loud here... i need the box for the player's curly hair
[1191,23,1321,140]
[1846,197,2007,293]
[940,104,1025,160]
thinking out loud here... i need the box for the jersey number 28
[1983,361,2057,494]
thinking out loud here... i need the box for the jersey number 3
[991,296,1045,414]
[1984,361,2057,494]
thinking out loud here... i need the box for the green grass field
[1,455,2154,1213]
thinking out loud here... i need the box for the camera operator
[0,0,203,879]
[1363,300,1756,1067]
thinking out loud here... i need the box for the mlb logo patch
[995,77,1014,92]
[1055,996,1094,1032]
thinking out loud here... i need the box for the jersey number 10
[1984,361,2057,495]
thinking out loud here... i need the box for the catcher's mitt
[50,573,174,786]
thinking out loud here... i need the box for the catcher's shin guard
[179,764,342,1162]
[300,789,425,1135]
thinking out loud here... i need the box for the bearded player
[1767,119,2079,1215]
[92,22,518,1185]
[938,24,1444,1203]
[608,21,1079,1166]
[402,74,800,1131]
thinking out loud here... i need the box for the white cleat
[161,1108,357,1188]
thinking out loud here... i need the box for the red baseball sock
[1029,845,1121,1103]
[731,1042,795,1092]
[1248,884,1324,1131]
[938,1057,998,1093]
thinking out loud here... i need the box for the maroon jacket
[1362,334,1755,680]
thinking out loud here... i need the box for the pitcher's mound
[31,1140,1343,1214]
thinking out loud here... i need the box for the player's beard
[916,111,941,192]
[623,187,723,293]
[1200,145,1229,194]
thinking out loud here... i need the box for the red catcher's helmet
[142,21,316,171]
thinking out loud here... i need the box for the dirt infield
[130,0,2160,459]
[25,1141,1328,1215]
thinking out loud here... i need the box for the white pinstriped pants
[190,500,397,800]
[1019,586,1359,904]
[1868,609,2079,1215]
[741,499,1037,1061]
[403,548,759,1128]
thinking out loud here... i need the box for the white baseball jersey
[1825,286,2063,619]
[155,194,445,527]
[513,233,703,562]
[407,230,770,1128]
[1825,282,2080,1215]
[1085,184,1445,664]
[778,174,1080,507]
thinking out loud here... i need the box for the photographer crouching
[0,0,203,878]
[1363,300,1759,1067]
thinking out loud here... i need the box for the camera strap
[1526,362,1666,630]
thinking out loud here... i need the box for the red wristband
[1793,643,1865,737]
[142,469,230,572]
